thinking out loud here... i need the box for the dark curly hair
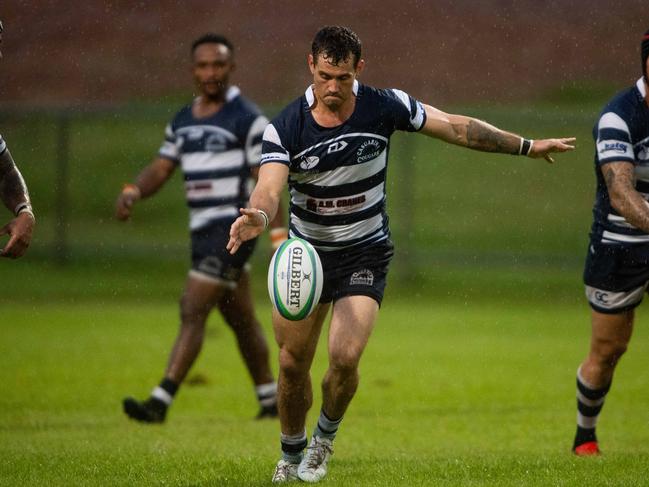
[311,26,362,67]
[191,33,234,57]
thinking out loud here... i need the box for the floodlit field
[1,263,649,486]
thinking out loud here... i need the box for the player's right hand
[227,208,266,254]
[115,185,141,221]
[0,212,35,259]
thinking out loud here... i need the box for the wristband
[520,138,533,156]
[270,227,289,250]
[257,209,270,229]
[14,202,32,217]
[122,183,142,199]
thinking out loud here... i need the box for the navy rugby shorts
[317,240,394,306]
[583,242,649,313]
[190,221,256,287]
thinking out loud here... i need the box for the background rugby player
[228,26,575,483]
[0,19,35,259]
[116,34,285,423]
[572,29,649,456]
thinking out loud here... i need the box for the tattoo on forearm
[465,120,519,154]
[603,163,649,233]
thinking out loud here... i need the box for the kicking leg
[298,295,379,483]
[271,303,329,481]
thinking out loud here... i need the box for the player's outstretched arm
[0,148,35,259]
[115,157,176,221]
[228,162,288,254]
[602,161,649,233]
[419,104,575,163]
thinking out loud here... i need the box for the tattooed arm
[418,104,575,162]
[602,161,649,233]
[0,147,35,258]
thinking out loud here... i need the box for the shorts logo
[594,291,609,304]
[356,139,383,163]
[327,140,348,154]
[300,155,320,170]
[350,269,374,286]
[600,142,627,154]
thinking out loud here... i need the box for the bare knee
[591,337,628,368]
[179,294,210,328]
[279,348,311,381]
[329,346,362,377]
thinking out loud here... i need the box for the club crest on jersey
[349,269,374,286]
[206,133,228,152]
[357,139,383,163]
[300,155,320,170]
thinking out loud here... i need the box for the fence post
[54,112,70,264]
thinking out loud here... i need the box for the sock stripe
[577,401,604,417]
[316,422,338,435]
[151,386,173,405]
[576,390,605,407]
[281,431,308,455]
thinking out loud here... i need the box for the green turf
[2,98,646,484]
[1,291,648,485]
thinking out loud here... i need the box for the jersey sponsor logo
[327,140,349,154]
[306,195,367,213]
[600,142,627,154]
[300,155,320,170]
[186,182,213,191]
[349,269,374,286]
[357,139,383,163]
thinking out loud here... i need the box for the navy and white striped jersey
[590,78,649,245]
[0,134,6,155]
[261,81,426,253]
[159,86,268,230]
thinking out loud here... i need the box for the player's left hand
[0,212,35,259]
[227,208,266,254]
[527,137,576,163]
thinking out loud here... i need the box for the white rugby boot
[297,436,333,483]
[271,458,299,483]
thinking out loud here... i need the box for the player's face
[192,43,234,100]
[309,53,364,110]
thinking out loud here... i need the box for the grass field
[2,263,649,486]
[2,99,648,484]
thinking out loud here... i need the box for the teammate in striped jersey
[0,19,36,259]
[227,26,574,482]
[573,29,649,456]
[116,34,284,423]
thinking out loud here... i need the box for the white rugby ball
[268,237,323,321]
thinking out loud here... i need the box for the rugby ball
[268,237,323,321]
